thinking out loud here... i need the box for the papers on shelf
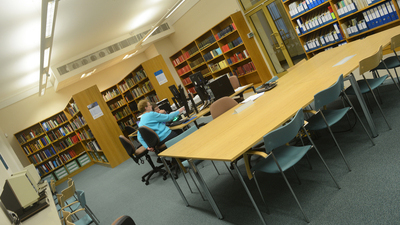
[241,92,264,104]
[333,54,356,67]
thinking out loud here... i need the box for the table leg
[347,74,378,137]
[161,157,189,207]
[189,160,224,219]
[233,163,267,225]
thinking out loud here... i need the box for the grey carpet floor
[57,81,400,225]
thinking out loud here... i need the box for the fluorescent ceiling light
[45,1,56,38]
[43,47,50,68]
[166,0,185,18]
[143,26,159,42]
[123,50,138,60]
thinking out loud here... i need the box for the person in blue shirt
[137,99,184,152]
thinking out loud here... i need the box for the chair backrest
[359,45,383,74]
[314,74,344,110]
[112,215,136,225]
[210,97,238,119]
[57,193,66,208]
[76,190,86,207]
[119,135,147,163]
[228,76,240,89]
[165,126,198,148]
[125,125,137,134]
[50,179,56,194]
[263,109,305,152]
[391,34,400,52]
[137,126,161,148]
[61,181,76,201]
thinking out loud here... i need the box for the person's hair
[138,99,149,113]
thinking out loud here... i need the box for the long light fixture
[166,0,186,18]
[39,0,59,96]
[143,26,159,42]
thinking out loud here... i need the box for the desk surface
[159,26,400,162]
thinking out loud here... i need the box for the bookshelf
[170,11,272,94]
[14,110,94,185]
[282,0,400,58]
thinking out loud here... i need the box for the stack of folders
[289,0,328,18]
[303,23,344,52]
[334,0,361,18]
[295,6,336,35]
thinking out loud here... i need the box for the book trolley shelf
[14,56,175,185]
[170,11,272,94]
[283,0,400,58]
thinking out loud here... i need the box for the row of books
[227,50,249,65]
[54,135,80,152]
[132,69,147,83]
[41,113,68,131]
[86,139,102,151]
[187,87,196,94]
[89,151,108,163]
[29,146,57,164]
[26,136,52,153]
[114,106,132,121]
[70,116,86,130]
[334,0,360,17]
[67,102,79,116]
[118,117,136,131]
[199,68,211,76]
[203,47,223,62]
[59,149,78,163]
[208,60,229,72]
[232,61,256,77]
[109,98,126,111]
[131,81,154,98]
[303,24,344,52]
[47,128,67,142]
[145,94,159,103]
[36,157,63,176]
[295,7,336,35]
[189,57,205,69]
[359,1,398,30]
[124,92,134,103]
[184,46,199,59]
[198,35,216,50]
[214,23,236,41]
[221,37,243,53]
[17,127,44,144]
[103,88,120,102]
[181,76,193,85]
[172,54,186,67]
[177,64,191,76]
[118,77,135,93]
[288,0,328,18]
[76,129,94,141]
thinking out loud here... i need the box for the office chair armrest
[243,151,270,180]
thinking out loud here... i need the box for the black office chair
[137,126,179,179]
[119,135,167,185]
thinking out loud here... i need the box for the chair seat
[251,145,312,174]
[345,75,388,95]
[73,214,93,225]
[374,56,400,70]
[306,108,350,130]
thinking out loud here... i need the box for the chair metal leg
[299,131,313,170]
[232,163,267,225]
[211,161,221,175]
[362,75,392,130]
[319,112,352,171]
[292,166,301,185]
[372,71,384,105]
[252,171,270,214]
[302,127,341,189]
[364,93,373,113]
[342,92,375,146]
[382,61,400,92]
[271,153,310,223]
[341,96,353,129]
[85,206,100,225]
[180,167,194,193]
[161,157,189,206]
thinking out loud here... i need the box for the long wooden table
[159,26,400,224]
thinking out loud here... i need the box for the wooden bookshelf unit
[170,11,272,93]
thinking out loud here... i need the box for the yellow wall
[0,0,245,167]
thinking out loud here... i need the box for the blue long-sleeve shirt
[137,111,180,149]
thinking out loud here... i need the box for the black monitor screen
[208,75,235,101]
[189,72,210,103]
[178,85,192,117]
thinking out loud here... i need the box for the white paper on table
[241,92,264,104]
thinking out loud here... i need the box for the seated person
[151,102,166,114]
[137,99,184,153]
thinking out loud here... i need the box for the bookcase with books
[170,11,272,94]
[14,109,94,185]
[283,0,400,58]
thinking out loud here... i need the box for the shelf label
[88,102,104,120]
[155,69,168,85]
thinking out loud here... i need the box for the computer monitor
[208,75,235,101]
[168,85,182,107]
[12,169,38,193]
[157,98,173,114]
[25,164,41,185]
[169,84,197,117]
[189,71,210,103]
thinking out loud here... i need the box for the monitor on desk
[189,71,210,104]
[157,98,173,114]
[168,84,192,118]
[208,75,235,101]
